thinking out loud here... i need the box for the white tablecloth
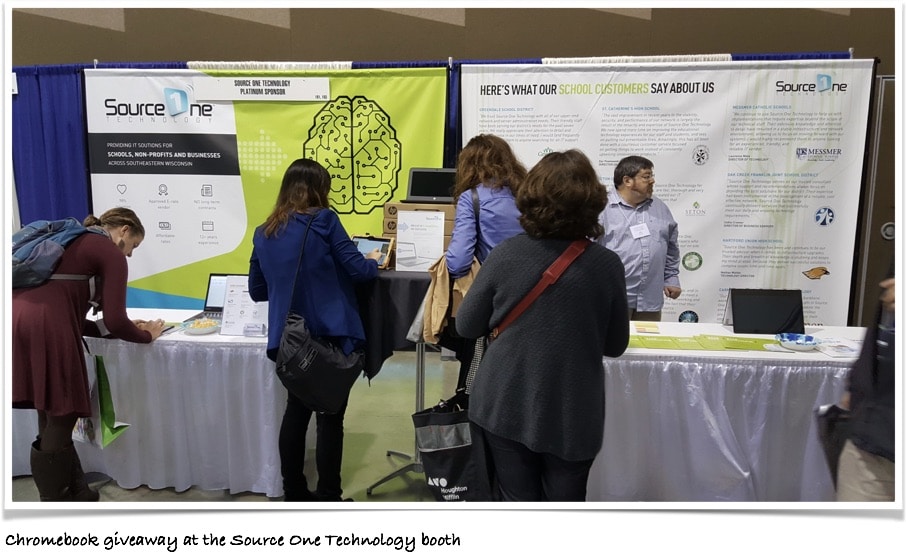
[587,322,864,502]
[13,316,864,502]
[12,309,287,497]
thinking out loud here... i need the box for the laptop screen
[203,274,231,312]
[406,168,456,203]
[728,288,805,334]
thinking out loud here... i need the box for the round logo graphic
[814,207,835,226]
[692,145,709,165]
[678,310,699,323]
[682,251,703,271]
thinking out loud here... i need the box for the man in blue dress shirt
[597,155,681,321]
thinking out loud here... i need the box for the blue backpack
[12,218,107,291]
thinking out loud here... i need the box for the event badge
[630,222,650,239]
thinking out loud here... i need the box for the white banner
[84,69,245,282]
[461,60,875,326]
[191,76,330,101]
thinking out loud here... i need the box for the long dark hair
[263,158,332,237]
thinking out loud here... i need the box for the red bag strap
[489,239,590,341]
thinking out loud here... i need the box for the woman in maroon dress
[12,207,166,501]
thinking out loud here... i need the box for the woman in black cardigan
[456,149,630,502]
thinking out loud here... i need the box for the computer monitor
[404,168,456,203]
[726,288,805,334]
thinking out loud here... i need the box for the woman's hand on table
[136,318,167,340]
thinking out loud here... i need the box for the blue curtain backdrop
[11,62,187,225]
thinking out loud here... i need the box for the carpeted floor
[11,348,460,504]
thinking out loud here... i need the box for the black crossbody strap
[287,211,317,312]
[471,187,481,239]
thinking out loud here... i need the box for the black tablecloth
[357,270,430,378]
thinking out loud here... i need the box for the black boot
[69,447,100,502]
[29,440,73,502]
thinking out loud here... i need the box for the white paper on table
[220,275,269,336]
[394,210,445,272]
[815,337,862,358]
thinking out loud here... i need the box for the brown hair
[83,207,145,237]
[263,158,332,237]
[452,134,527,201]
[517,149,605,240]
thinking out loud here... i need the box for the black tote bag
[412,389,493,502]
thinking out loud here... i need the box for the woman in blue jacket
[249,158,382,502]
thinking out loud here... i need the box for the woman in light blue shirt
[444,134,526,389]
[445,134,526,277]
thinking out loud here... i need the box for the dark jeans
[279,391,348,501]
[478,425,594,502]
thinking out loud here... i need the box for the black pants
[454,335,476,390]
[478,425,594,502]
[279,391,348,501]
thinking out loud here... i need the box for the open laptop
[181,273,232,323]
[402,167,456,203]
[723,288,805,334]
[394,241,438,266]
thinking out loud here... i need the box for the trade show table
[589,321,864,502]
[11,304,864,502]
[12,308,286,496]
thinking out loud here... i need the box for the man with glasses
[596,155,681,321]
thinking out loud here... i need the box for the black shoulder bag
[275,213,364,414]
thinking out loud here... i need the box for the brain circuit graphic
[303,96,402,214]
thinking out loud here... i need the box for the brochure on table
[394,210,445,272]
[221,275,268,336]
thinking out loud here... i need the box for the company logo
[802,266,830,280]
[678,310,699,323]
[796,147,842,162]
[163,87,190,116]
[814,206,835,226]
[103,84,213,119]
[426,476,448,488]
[685,201,706,217]
[775,73,848,94]
[816,74,833,92]
[537,147,554,157]
[692,145,709,165]
[682,251,703,271]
